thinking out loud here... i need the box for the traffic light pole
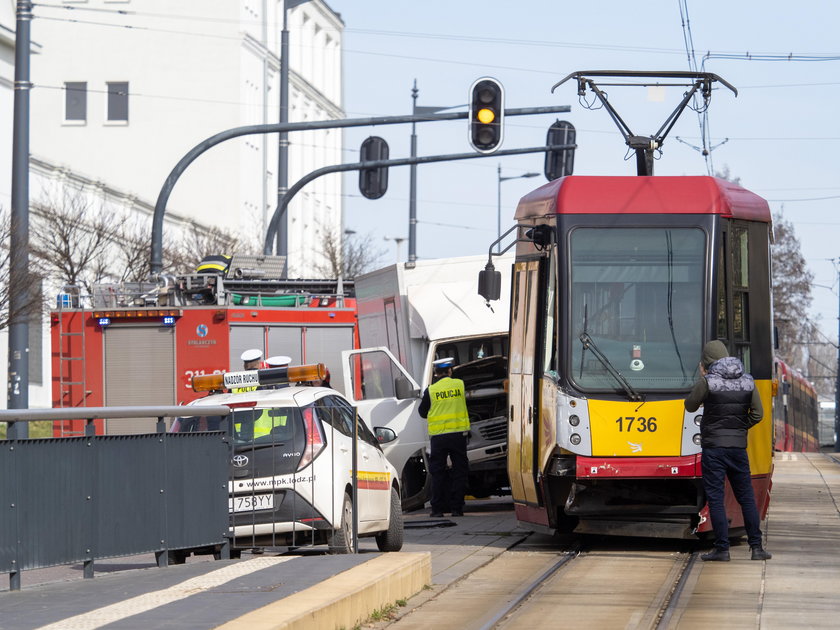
[150,105,570,274]
[262,143,576,255]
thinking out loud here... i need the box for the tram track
[488,542,703,630]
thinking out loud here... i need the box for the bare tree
[772,212,814,370]
[313,223,384,279]
[714,165,741,186]
[802,324,837,399]
[30,189,122,293]
[167,223,258,275]
[0,208,47,331]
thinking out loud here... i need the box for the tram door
[508,260,540,505]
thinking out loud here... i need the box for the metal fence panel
[0,432,228,574]
[164,433,230,551]
[7,438,95,571]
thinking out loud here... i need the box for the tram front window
[569,227,705,392]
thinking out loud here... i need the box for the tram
[773,358,820,452]
[482,174,775,538]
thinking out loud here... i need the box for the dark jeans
[429,432,469,514]
[701,446,763,550]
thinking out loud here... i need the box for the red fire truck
[51,255,358,436]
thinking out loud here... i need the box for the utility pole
[7,1,33,430]
[835,263,840,452]
[408,81,455,266]
[276,0,310,273]
[408,81,418,266]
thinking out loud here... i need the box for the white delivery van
[342,255,513,511]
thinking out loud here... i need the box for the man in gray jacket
[685,340,772,562]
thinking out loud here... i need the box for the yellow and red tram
[502,175,775,538]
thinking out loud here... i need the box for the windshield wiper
[579,332,643,402]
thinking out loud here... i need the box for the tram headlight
[569,414,580,427]
[693,434,702,445]
[694,415,702,426]
[570,433,581,445]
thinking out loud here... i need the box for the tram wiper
[579,332,643,402]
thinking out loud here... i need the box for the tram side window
[542,249,558,376]
[716,238,728,341]
[731,226,751,370]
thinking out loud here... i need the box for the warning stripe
[353,470,391,490]
[34,557,294,630]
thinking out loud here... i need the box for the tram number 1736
[615,417,658,432]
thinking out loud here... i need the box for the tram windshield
[569,227,705,392]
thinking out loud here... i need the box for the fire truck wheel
[329,493,354,554]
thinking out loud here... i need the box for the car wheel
[329,492,354,554]
[375,487,404,552]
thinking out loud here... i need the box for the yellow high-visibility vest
[427,377,470,436]
[253,409,287,438]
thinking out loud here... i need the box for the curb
[216,552,432,630]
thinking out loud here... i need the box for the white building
[29,0,344,276]
[2,1,345,409]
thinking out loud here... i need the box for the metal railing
[0,405,230,591]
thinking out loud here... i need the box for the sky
[324,0,840,342]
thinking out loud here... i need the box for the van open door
[341,347,430,512]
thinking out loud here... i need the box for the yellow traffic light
[469,77,504,153]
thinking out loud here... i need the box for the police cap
[433,357,454,370]
[265,355,292,367]
[241,348,263,363]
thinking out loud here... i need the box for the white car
[170,364,403,557]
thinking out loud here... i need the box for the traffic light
[469,77,504,153]
[544,120,576,181]
[359,136,389,200]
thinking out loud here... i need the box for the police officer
[261,355,292,390]
[418,358,470,518]
[232,348,262,393]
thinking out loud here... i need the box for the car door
[321,395,390,523]
[340,348,426,490]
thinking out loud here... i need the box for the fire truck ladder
[56,289,88,436]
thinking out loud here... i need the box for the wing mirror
[395,376,420,400]
[374,427,398,444]
[478,260,501,301]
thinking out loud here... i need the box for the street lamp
[497,166,540,251]
[384,236,407,264]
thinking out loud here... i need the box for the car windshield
[569,227,705,391]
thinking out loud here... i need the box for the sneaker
[700,548,730,562]
[429,511,444,518]
[451,510,464,517]
[751,547,772,561]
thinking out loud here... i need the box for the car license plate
[229,494,274,513]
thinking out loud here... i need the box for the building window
[107,81,129,122]
[64,82,87,122]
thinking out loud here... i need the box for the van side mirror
[395,376,420,400]
[478,262,501,301]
